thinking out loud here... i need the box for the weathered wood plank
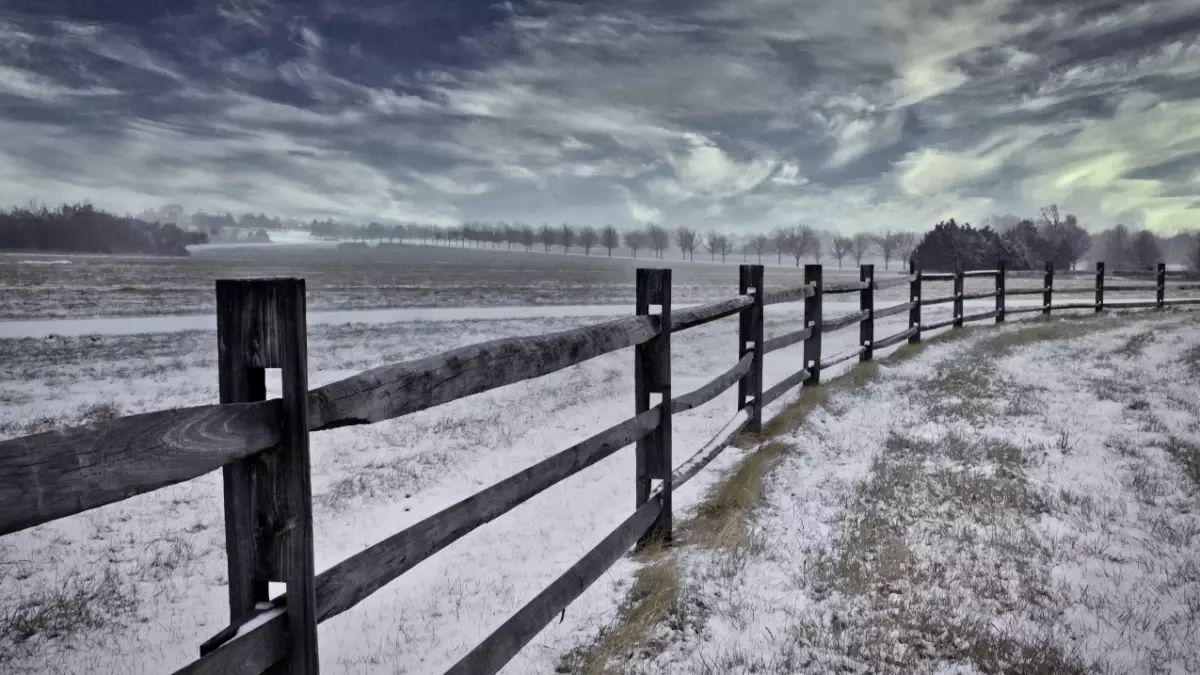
[1163,298,1200,306]
[1157,263,1166,308]
[959,310,999,323]
[763,326,812,354]
[1004,305,1050,315]
[920,272,956,281]
[738,265,765,432]
[672,353,753,414]
[182,407,661,675]
[1005,287,1048,296]
[921,316,958,331]
[1042,262,1053,318]
[761,367,810,408]
[919,294,956,307]
[440,497,663,675]
[823,280,870,294]
[872,275,915,290]
[762,283,814,306]
[909,261,921,345]
[672,408,751,489]
[1100,284,1159,292]
[821,309,869,334]
[996,260,1006,323]
[953,263,965,328]
[873,327,917,350]
[819,346,865,369]
[860,264,874,363]
[671,296,752,333]
[0,401,281,537]
[872,301,913,320]
[962,269,1000,277]
[313,406,660,623]
[308,315,658,431]
[635,268,672,545]
[960,290,997,301]
[172,608,289,675]
[804,265,822,385]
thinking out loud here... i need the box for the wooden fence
[2,261,1198,674]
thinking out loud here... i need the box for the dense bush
[0,203,207,256]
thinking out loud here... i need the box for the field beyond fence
[2,260,1198,675]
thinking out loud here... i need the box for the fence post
[635,269,672,545]
[953,261,964,328]
[1157,262,1166,309]
[803,265,823,385]
[738,265,765,432]
[909,260,922,344]
[1043,262,1054,317]
[996,260,1006,323]
[860,264,874,362]
[1096,262,1105,313]
[214,279,318,674]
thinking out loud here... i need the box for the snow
[634,310,1200,674]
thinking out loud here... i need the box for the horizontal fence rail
[3,257,1197,675]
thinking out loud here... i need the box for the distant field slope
[0,203,207,256]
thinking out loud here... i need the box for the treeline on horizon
[0,203,208,256]
[4,200,1198,272]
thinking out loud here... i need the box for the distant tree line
[0,203,208,256]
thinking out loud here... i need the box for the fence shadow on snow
[2,261,1197,674]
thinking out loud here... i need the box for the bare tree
[600,225,620,257]
[786,225,820,267]
[579,226,599,256]
[894,231,918,268]
[704,230,722,261]
[751,234,769,263]
[520,225,535,252]
[675,226,699,261]
[624,229,646,259]
[851,233,874,265]
[647,224,670,259]
[538,224,555,252]
[831,235,853,269]
[1105,224,1132,269]
[1187,232,1200,273]
[874,230,905,270]
[560,224,576,253]
[717,235,733,263]
[771,227,789,264]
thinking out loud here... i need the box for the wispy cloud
[0,0,1196,231]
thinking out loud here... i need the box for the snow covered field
[632,311,1200,674]
[1,243,1192,675]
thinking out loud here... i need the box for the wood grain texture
[762,283,814,306]
[763,326,813,355]
[919,294,957,307]
[873,327,917,350]
[0,401,281,536]
[172,609,288,675]
[672,408,751,489]
[921,316,958,331]
[872,275,915,290]
[872,301,913,320]
[761,367,810,407]
[823,280,870,294]
[672,296,752,333]
[959,310,999,323]
[312,406,661,622]
[819,346,865,369]
[309,315,659,431]
[821,309,870,334]
[440,497,663,675]
[672,353,753,414]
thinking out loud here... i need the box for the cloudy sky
[1,0,1198,234]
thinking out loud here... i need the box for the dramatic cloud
[0,0,1197,232]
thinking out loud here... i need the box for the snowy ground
[0,243,1186,675]
[630,310,1200,674]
